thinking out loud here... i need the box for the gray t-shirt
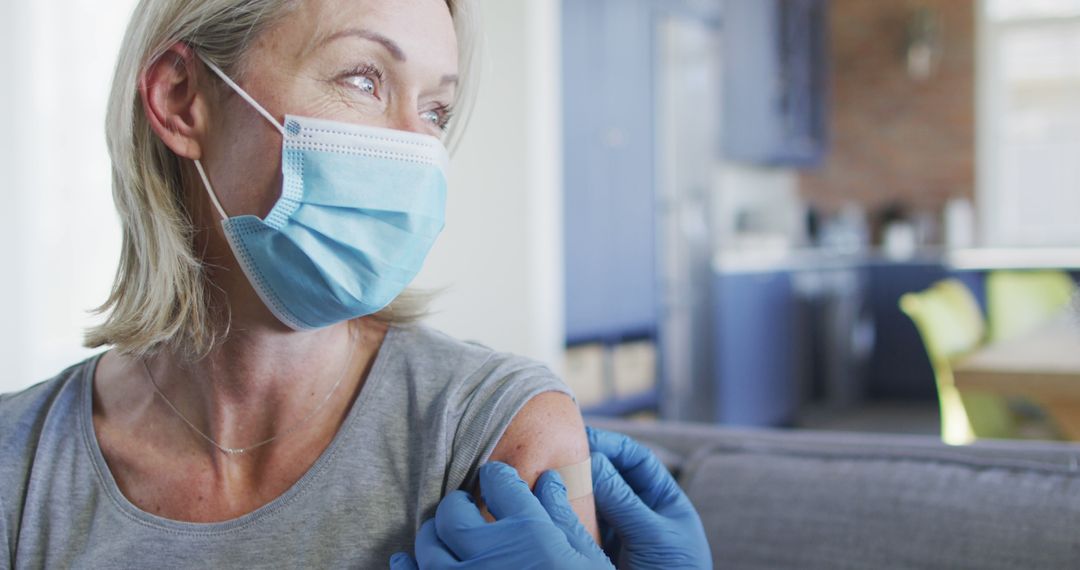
[0,323,571,569]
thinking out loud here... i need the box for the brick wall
[799,0,975,218]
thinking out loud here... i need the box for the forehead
[268,0,459,71]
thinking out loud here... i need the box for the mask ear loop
[194,160,229,220]
[193,54,288,221]
[197,55,287,136]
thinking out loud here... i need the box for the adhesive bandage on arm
[555,457,593,500]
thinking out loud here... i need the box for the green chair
[900,279,1015,445]
[987,270,1076,343]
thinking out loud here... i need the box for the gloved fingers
[414,519,463,569]
[434,491,503,560]
[591,451,655,538]
[586,427,681,509]
[597,515,621,564]
[389,552,419,570]
[534,470,607,559]
[478,462,550,522]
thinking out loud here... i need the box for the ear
[139,42,209,160]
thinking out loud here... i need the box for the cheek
[301,84,392,128]
[208,110,284,219]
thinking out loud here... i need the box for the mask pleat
[285,213,420,290]
[297,152,446,218]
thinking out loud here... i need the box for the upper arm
[0,492,9,570]
[0,396,10,568]
[483,391,600,543]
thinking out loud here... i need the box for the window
[0,1,136,393]
[987,0,1080,21]
[979,0,1080,246]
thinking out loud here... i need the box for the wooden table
[954,315,1080,440]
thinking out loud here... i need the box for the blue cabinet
[563,0,658,344]
[723,0,829,166]
[713,270,801,427]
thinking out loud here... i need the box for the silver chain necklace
[141,353,353,456]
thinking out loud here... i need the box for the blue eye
[346,75,376,94]
[340,63,383,96]
[422,103,455,132]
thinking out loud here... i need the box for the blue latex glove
[588,426,712,570]
[389,461,614,569]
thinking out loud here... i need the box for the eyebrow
[308,27,459,91]
[319,28,407,62]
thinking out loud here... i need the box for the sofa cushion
[680,442,1080,569]
[586,416,1080,469]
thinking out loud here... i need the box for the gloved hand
[389,461,614,570]
[588,426,712,570]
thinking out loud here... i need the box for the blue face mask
[194,56,448,330]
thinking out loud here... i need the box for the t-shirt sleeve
[0,394,10,570]
[444,353,573,494]
[0,491,10,570]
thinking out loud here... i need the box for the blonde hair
[86,0,480,359]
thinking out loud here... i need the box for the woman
[0,0,596,567]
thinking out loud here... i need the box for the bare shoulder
[485,391,599,540]
[487,391,590,485]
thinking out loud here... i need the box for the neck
[140,316,388,464]
[128,196,390,466]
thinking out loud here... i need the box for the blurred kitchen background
[4,0,1080,440]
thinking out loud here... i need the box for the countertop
[713,246,1080,274]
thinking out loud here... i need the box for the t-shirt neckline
[78,324,399,535]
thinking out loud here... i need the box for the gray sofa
[587,418,1080,569]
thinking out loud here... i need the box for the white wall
[413,0,566,374]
